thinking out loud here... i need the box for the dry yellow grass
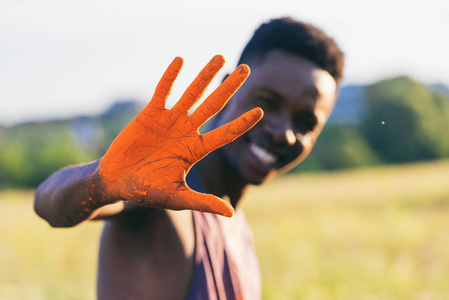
[243,160,449,299]
[1,160,449,299]
[0,190,102,300]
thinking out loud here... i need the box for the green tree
[0,121,94,188]
[295,124,381,172]
[361,76,449,164]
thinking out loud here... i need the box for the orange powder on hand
[96,55,263,217]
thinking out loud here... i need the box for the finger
[148,56,184,110]
[201,107,263,154]
[171,55,225,115]
[174,188,234,217]
[190,64,250,129]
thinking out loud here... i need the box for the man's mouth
[249,142,278,165]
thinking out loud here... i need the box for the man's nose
[264,117,297,146]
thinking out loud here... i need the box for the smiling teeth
[250,143,277,165]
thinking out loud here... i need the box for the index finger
[189,64,250,129]
[200,107,263,154]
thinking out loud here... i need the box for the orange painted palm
[98,55,263,217]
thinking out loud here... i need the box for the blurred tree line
[297,76,449,172]
[1,76,449,188]
[0,101,142,188]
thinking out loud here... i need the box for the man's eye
[257,97,278,110]
[294,118,316,132]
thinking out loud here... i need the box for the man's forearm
[34,159,116,227]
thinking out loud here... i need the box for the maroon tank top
[186,210,261,299]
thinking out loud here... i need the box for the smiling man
[35,17,344,299]
[205,51,339,188]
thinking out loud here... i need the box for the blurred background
[1,0,449,299]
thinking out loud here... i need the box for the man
[35,17,344,299]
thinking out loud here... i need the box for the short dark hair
[238,17,345,84]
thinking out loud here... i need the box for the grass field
[1,160,449,299]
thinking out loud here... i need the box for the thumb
[175,188,234,217]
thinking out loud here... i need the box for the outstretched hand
[97,55,263,217]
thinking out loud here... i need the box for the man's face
[215,50,337,185]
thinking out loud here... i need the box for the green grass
[1,160,449,299]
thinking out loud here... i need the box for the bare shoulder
[97,208,195,300]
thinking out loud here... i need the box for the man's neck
[194,149,248,208]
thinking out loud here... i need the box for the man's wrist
[83,164,121,213]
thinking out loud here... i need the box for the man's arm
[34,159,126,227]
[34,55,263,227]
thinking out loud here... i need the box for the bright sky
[1,0,448,125]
